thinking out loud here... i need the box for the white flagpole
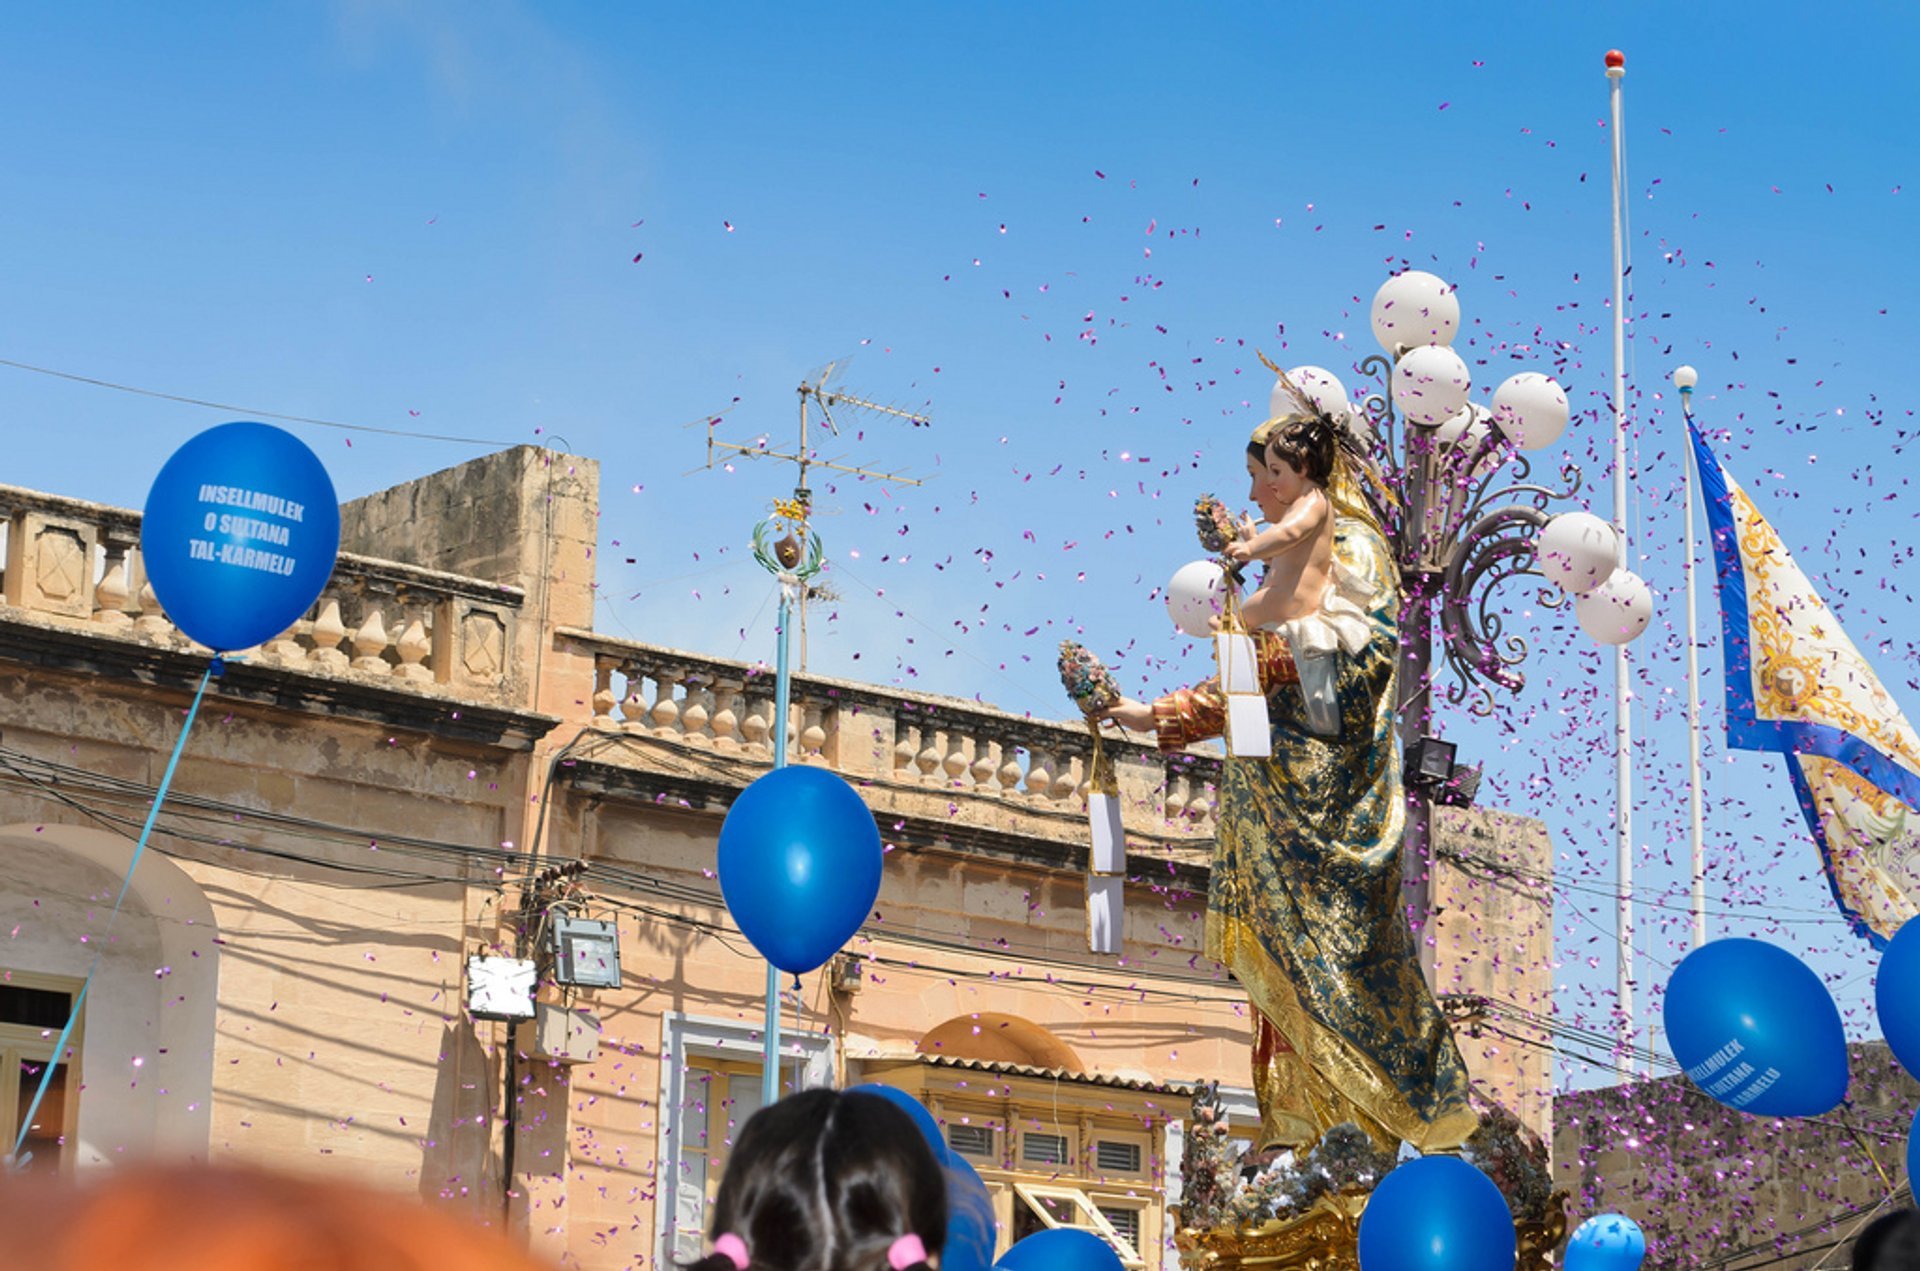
[1606,48,1635,1083]
[1675,367,1707,948]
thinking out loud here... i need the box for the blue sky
[5,3,1919,1090]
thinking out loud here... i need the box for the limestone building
[0,445,1555,1269]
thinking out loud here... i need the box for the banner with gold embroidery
[1691,421,1920,946]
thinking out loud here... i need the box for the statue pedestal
[1173,1190,1568,1271]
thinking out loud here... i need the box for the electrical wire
[0,355,520,447]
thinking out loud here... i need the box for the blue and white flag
[1691,421,1920,946]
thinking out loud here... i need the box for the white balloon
[1276,365,1351,425]
[1536,512,1620,596]
[1576,569,1653,645]
[1391,344,1472,427]
[1370,270,1461,353]
[1166,560,1228,638]
[1491,372,1570,451]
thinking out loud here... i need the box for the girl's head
[685,1088,947,1271]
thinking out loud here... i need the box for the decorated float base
[1172,1190,1568,1271]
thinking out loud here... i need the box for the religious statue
[1097,399,1477,1156]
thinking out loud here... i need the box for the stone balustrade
[0,485,524,703]
[561,626,1220,854]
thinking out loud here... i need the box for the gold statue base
[1173,1191,1568,1271]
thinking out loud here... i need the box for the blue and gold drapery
[1691,421,1920,946]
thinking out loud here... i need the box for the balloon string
[1838,1105,1896,1197]
[7,662,215,1167]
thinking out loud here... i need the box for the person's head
[1262,413,1338,491]
[685,1088,947,1271]
[1853,1208,1920,1270]
[0,1163,555,1271]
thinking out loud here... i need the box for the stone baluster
[92,537,134,630]
[709,681,741,751]
[649,669,683,737]
[133,579,173,642]
[941,729,969,786]
[309,597,349,670]
[591,657,619,730]
[351,607,392,674]
[798,701,828,764]
[969,738,998,789]
[1058,752,1084,802]
[1163,772,1189,822]
[893,723,919,782]
[619,660,651,734]
[997,744,1024,794]
[394,613,433,682]
[739,691,772,755]
[1024,748,1055,800]
[680,680,713,747]
[916,728,944,784]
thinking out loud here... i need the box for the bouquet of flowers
[1058,641,1122,718]
[1194,493,1245,555]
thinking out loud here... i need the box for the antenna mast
[701,362,930,669]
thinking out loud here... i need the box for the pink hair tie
[887,1233,930,1269]
[712,1233,750,1270]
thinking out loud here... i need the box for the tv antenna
[698,359,932,668]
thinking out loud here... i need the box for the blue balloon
[846,1084,951,1164]
[942,1153,997,1271]
[1357,1156,1515,1271]
[995,1228,1121,1271]
[1876,917,1920,1078]
[1663,938,1848,1117]
[141,422,340,653]
[716,766,881,973]
[1566,1213,1647,1271]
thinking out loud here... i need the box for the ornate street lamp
[1294,271,1654,974]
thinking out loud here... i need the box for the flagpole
[1606,48,1635,1084]
[1676,367,1707,948]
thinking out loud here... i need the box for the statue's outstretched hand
[1101,697,1155,733]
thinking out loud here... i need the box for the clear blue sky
[5,3,1918,1090]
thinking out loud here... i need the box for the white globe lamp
[1166,561,1228,638]
[1370,271,1460,353]
[1491,372,1571,451]
[1536,512,1620,596]
[1576,569,1654,645]
[1391,344,1472,427]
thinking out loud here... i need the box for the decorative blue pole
[752,507,822,1109]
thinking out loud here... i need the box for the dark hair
[1265,414,1338,486]
[680,1088,947,1271]
[1853,1208,1920,1270]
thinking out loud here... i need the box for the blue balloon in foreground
[846,1084,950,1164]
[1566,1213,1647,1271]
[995,1227,1121,1271]
[1908,1106,1920,1199]
[1876,916,1920,1078]
[1663,938,1848,1117]
[717,766,881,973]
[1357,1156,1515,1271]
[943,1153,997,1271]
[141,421,340,653]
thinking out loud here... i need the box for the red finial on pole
[1605,49,1626,70]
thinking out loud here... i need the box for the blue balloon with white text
[1565,1213,1646,1271]
[716,765,882,974]
[1663,938,1847,1117]
[141,421,340,652]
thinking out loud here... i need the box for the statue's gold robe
[1151,516,1476,1153]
